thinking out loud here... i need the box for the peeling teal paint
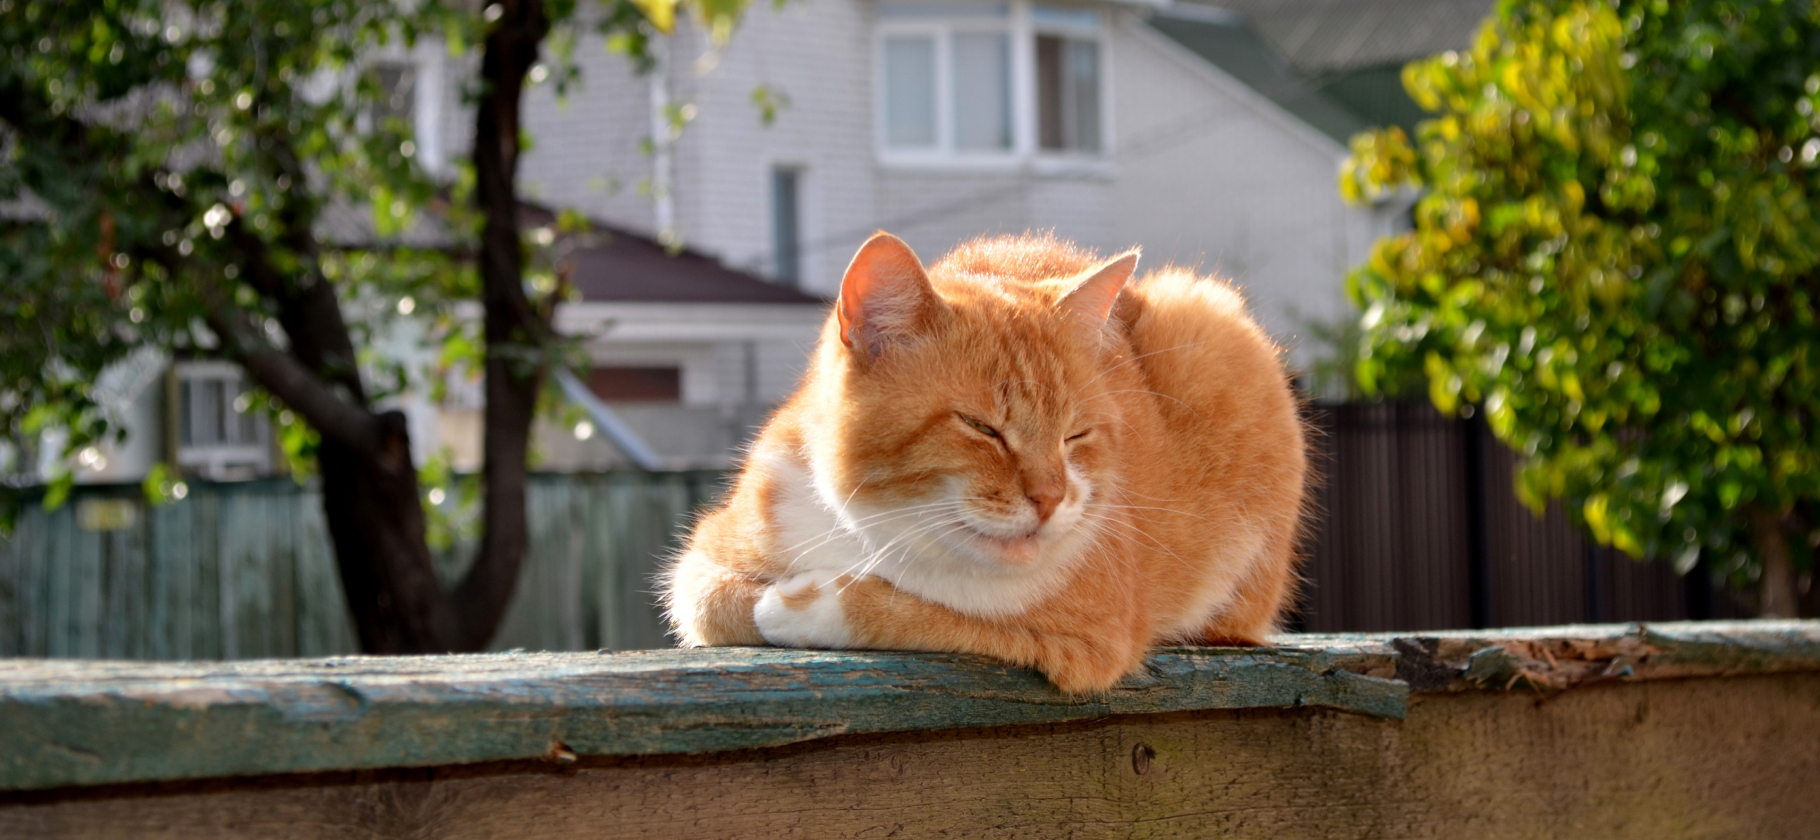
[0,620,1814,793]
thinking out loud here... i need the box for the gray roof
[1148,0,1494,143]
[1146,8,1371,146]
[1180,0,1496,74]
[319,201,821,305]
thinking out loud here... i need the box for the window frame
[170,360,274,481]
[1031,5,1105,155]
[873,0,1112,171]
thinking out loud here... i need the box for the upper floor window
[1033,5,1101,153]
[877,0,1107,164]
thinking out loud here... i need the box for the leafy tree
[1340,0,1820,616]
[0,0,748,651]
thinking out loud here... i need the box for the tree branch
[2,75,387,462]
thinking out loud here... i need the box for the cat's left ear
[1059,250,1139,345]
[837,232,939,362]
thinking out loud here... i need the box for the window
[171,361,272,480]
[877,1,1105,162]
[771,167,802,287]
[1034,24,1099,151]
[588,367,683,402]
[883,35,940,147]
[371,61,417,129]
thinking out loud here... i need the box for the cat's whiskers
[1094,501,1223,527]
[778,500,963,565]
[838,512,972,591]
[1077,510,1196,573]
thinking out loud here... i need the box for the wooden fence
[0,401,1755,659]
[0,472,726,659]
[6,622,1820,838]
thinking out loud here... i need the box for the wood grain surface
[5,621,1819,794]
[4,672,1817,839]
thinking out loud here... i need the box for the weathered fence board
[1,621,1816,839]
[0,472,726,659]
[0,644,1402,792]
[0,407,1758,659]
[0,621,1811,794]
[12,677,1809,840]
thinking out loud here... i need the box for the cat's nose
[1027,487,1062,523]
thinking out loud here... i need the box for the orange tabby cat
[662,232,1307,693]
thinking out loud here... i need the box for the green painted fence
[0,472,727,659]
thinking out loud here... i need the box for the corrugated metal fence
[1298,401,1750,632]
[0,472,725,659]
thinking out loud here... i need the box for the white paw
[754,570,855,649]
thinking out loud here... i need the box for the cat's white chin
[954,525,1044,566]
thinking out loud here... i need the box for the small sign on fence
[75,499,138,532]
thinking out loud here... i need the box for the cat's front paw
[754,570,856,649]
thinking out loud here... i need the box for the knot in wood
[1131,742,1155,775]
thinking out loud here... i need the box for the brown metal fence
[1297,400,1751,633]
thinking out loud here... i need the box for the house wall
[513,32,662,236]
[665,0,1125,297]
[1108,14,1401,374]
[668,0,879,295]
[509,0,1398,378]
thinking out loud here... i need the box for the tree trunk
[317,418,460,653]
[1749,504,1800,618]
[2,0,553,655]
[246,0,553,654]
[450,0,553,650]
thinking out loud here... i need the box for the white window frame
[874,0,1112,172]
[171,360,274,481]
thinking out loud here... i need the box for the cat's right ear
[837,232,937,361]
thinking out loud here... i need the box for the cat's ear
[837,232,938,361]
[1059,250,1139,344]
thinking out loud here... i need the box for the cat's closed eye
[1066,429,1091,442]
[957,414,1002,439]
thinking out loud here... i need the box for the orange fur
[663,232,1308,693]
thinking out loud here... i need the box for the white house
[48,0,1491,483]
[496,0,1457,374]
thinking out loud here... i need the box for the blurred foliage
[0,0,750,504]
[1340,0,1820,589]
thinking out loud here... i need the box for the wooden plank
[0,512,17,657]
[291,491,353,657]
[192,489,221,660]
[1,621,1817,794]
[267,488,299,658]
[72,522,103,659]
[489,481,549,652]
[0,506,29,656]
[0,637,1405,792]
[43,504,73,658]
[97,512,143,659]
[3,668,1818,838]
[144,500,171,660]
[553,480,585,651]
[579,476,609,651]
[600,476,640,651]
[164,495,199,660]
